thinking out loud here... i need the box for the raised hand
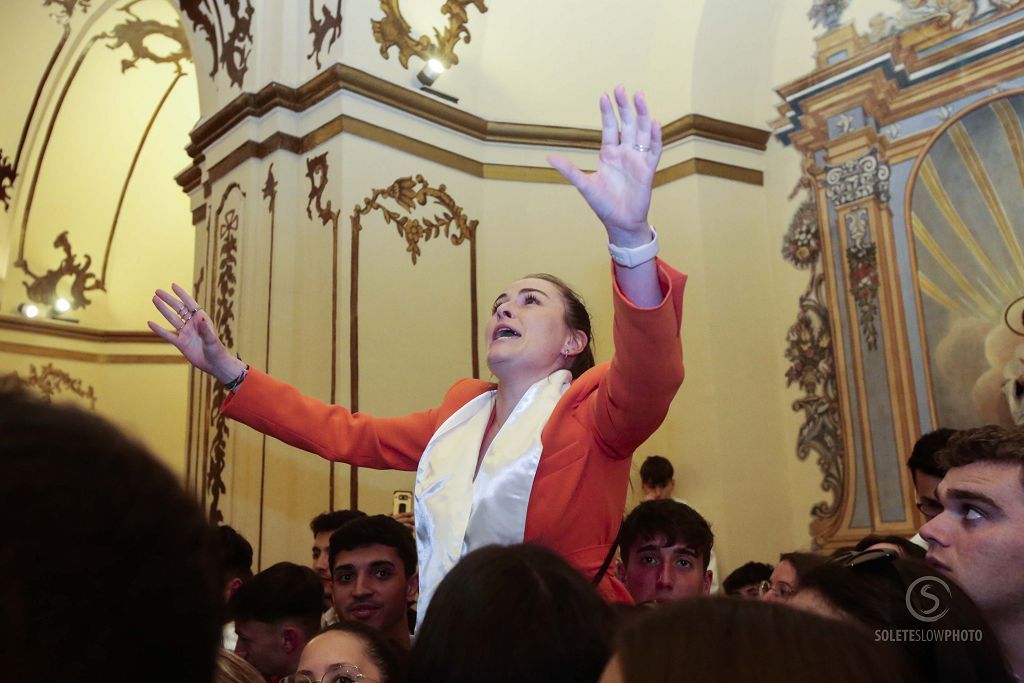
[148,284,245,384]
[548,86,662,247]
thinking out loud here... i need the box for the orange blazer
[222,260,686,602]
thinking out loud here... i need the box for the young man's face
[913,470,944,524]
[312,531,335,597]
[330,544,416,642]
[921,461,1024,616]
[617,534,711,606]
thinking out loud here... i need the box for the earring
[561,349,569,359]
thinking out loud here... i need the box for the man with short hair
[920,425,1024,678]
[311,509,366,626]
[329,514,418,649]
[615,499,714,606]
[216,524,254,650]
[722,561,774,599]
[907,428,955,524]
[638,455,719,592]
[230,562,323,681]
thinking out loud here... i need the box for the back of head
[639,455,674,488]
[409,543,612,683]
[311,509,367,536]
[217,524,254,582]
[229,562,323,636]
[908,427,956,479]
[329,514,416,576]
[722,561,774,595]
[778,551,827,583]
[851,534,926,559]
[613,597,914,683]
[318,621,409,683]
[0,390,222,683]
[799,556,1014,683]
[619,499,713,570]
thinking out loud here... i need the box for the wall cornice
[178,64,769,194]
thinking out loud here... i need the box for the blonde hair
[215,649,264,683]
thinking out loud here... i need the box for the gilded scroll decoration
[206,183,245,525]
[372,0,487,70]
[16,231,103,310]
[309,0,343,69]
[44,0,92,21]
[306,153,341,230]
[352,175,478,265]
[105,0,191,73]
[5,363,98,409]
[825,151,890,206]
[783,195,844,523]
[179,0,254,88]
[844,208,880,350]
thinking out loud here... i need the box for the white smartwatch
[608,226,659,268]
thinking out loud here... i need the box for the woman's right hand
[148,283,246,385]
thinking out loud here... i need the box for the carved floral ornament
[352,175,478,265]
[372,0,487,71]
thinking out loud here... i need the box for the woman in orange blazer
[150,87,685,616]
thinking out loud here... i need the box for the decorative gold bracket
[371,0,487,70]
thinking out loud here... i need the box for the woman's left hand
[549,86,662,246]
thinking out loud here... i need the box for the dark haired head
[851,534,925,559]
[328,514,416,577]
[938,425,1024,486]
[310,509,367,536]
[217,525,254,584]
[525,273,595,378]
[316,621,409,683]
[908,428,956,480]
[229,562,323,636]
[639,455,674,489]
[798,556,1014,683]
[619,500,713,570]
[409,543,612,683]
[612,597,915,683]
[0,390,222,683]
[778,551,826,582]
[722,561,774,596]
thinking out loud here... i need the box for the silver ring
[181,308,199,324]
[633,143,650,153]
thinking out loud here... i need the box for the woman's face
[760,560,798,602]
[485,277,580,381]
[293,630,383,683]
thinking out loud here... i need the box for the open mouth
[492,325,521,341]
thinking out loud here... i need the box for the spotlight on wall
[417,58,446,86]
[54,297,71,313]
[18,303,40,319]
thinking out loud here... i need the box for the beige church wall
[0,1,199,483]
[0,325,189,474]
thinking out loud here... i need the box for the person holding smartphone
[150,86,686,626]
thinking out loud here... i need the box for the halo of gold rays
[908,89,1024,329]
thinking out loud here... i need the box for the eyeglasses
[757,580,796,599]
[282,664,377,683]
[916,500,942,520]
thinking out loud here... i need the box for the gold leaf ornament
[372,0,487,70]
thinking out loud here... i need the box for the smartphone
[392,490,413,516]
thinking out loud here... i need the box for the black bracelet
[224,364,249,391]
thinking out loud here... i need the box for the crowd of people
[3,388,1023,682]
[3,87,1022,681]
